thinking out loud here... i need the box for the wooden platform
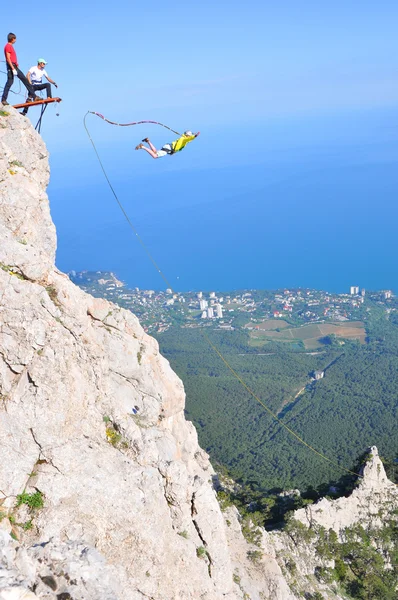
[12,97,62,109]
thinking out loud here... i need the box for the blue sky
[3,2,398,291]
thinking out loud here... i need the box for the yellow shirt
[171,134,196,153]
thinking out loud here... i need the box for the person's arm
[45,74,58,88]
[195,132,200,138]
[5,51,16,73]
[27,71,32,83]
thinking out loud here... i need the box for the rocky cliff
[269,447,398,598]
[294,446,398,533]
[0,108,396,600]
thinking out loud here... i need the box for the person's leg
[21,84,38,115]
[21,98,31,116]
[1,68,14,103]
[15,67,38,99]
[147,139,157,153]
[33,82,52,98]
[140,145,158,159]
[26,84,37,102]
[142,138,157,153]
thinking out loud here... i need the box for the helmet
[37,58,47,65]
[184,130,193,136]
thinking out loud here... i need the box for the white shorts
[156,143,172,158]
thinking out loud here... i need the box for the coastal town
[69,271,396,339]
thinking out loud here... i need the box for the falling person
[135,131,200,159]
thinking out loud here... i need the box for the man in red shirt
[1,32,38,105]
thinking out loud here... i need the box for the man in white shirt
[21,58,58,115]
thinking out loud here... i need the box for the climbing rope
[83,112,172,288]
[83,111,388,484]
[0,61,24,99]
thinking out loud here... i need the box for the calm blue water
[50,110,398,293]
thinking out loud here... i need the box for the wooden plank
[12,97,62,109]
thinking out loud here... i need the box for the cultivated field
[248,320,366,349]
[245,319,290,331]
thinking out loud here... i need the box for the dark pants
[22,83,52,115]
[1,64,36,102]
[30,83,52,99]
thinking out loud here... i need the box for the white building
[197,292,203,299]
[199,299,208,311]
[350,286,359,295]
[216,304,223,318]
[207,307,214,318]
[201,310,207,319]
[210,292,216,298]
[313,370,325,380]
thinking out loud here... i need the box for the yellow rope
[200,330,363,478]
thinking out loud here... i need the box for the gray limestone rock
[0,108,56,281]
[294,446,398,533]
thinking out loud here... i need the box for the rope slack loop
[87,111,182,136]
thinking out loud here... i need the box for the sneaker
[1,100,9,106]
[20,111,28,116]
[33,96,41,102]
[142,138,149,143]
[26,97,34,103]
[135,143,144,150]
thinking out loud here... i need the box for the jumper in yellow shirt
[171,133,197,153]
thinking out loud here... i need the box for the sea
[50,110,398,294]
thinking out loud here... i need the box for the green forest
[155,300,398,493]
